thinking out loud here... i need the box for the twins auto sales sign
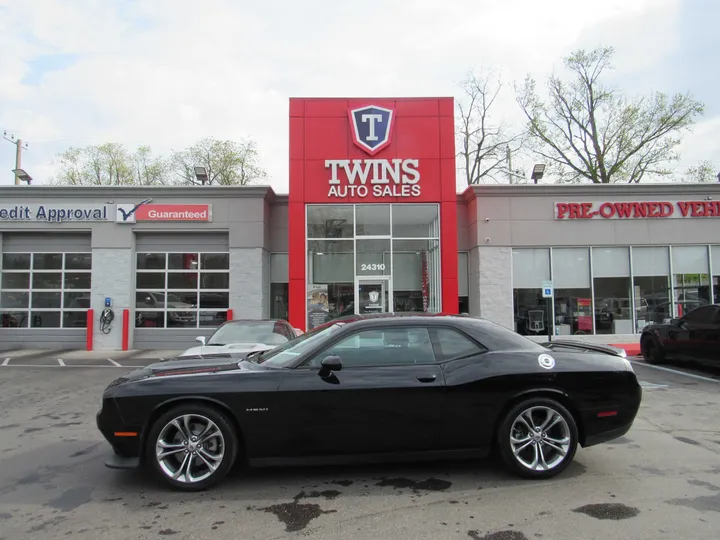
[555,200,720,220]
[292,98,452,203]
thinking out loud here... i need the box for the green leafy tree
[681,160,717,183]
[51,137,266,186]
[516,46,705,183]
[53,143,136,185]
[169,137,267,186]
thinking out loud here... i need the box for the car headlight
[621,357,634,372]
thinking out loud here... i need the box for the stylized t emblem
[361,113,383,141]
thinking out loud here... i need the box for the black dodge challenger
[97,313,642,491]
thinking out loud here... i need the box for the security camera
[485,217,490,222]
[485,237,491,244]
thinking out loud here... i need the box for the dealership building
[1,97,720,351]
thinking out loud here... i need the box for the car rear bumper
[579,375,642,448]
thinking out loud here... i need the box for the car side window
[308,327,436,368]
[432,328,487,361]
[682,306,716,324]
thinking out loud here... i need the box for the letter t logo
[361,114,383,141]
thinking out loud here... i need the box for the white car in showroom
[178,319,301,359]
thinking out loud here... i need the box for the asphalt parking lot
[1,356,719,540]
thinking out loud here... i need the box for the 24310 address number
[360,263,386,271]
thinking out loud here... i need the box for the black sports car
[97,313,642,491]
[640,303,720,366]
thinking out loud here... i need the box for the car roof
[327,312,472,326]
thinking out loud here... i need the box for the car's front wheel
[641,335,665,365]
[497,397,578,479]
[145,403,238,491]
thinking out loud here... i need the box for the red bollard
[227,309,233,321]
[122,309,129,351]
[86,309,94,351]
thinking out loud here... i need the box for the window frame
[298,324,440,369]
[134,251,230,330]
[0,251,92,329]
[428,326,489,362]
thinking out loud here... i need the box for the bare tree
[516,46,704,184]
[457,70,526,185]
[169,137,267,186]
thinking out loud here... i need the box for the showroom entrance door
[356,276,392,315]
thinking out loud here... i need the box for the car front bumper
[96,401,143,468]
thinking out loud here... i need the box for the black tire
[497,397,578,480]
[641,335,665,365]
[145,403,238,491]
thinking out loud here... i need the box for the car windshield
[207,321,290,346]
[259,323,345,368]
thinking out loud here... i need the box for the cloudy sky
[0,0,717,192]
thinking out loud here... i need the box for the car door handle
[416,374,438,383]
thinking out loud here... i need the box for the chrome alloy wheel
[510,406,571,472]
[155,414,225,484]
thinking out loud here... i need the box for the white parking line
[630,360,720,384]
[107,358,122,367]
[57,358,66,366]
[2,358,9,366]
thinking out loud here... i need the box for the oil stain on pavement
[572,503,640,520]
[375,477,452,492]
[468,530,528,540]
[258,488,340,532]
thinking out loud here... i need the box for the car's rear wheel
[145,403,238,491]
[497,397,578,479]
[641,335,665,365]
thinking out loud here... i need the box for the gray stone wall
[91,248,133,350]
[472,246,513,329]
[229,247,269,319]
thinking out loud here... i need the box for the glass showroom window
[632,246,671,328]
[671,246,711,318]
[512,248,551,336]
[592,247,632,335]
[552,248,593,335]
[135,252,229,329]
[0,252,92,328]
[269,253,289,321]
[713,246,720,304]
[390,204,441,314]
[305,203,441,329]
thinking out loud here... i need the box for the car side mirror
[320,355,342,372]
[196,336,206,346]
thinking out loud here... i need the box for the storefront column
[229,248,269,319]
[91,228,134,351]
[470,246,514,329]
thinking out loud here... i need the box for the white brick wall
[470,246,514,329]
[230,248,269,319]
[91,248,132,350]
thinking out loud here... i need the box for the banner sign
[555,200,720,220]
[0,204,110,223]
[116,202,212,223]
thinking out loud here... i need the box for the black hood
[109,353,263,387]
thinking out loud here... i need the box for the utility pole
[3,131,29,185]
[506,145,513,184]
